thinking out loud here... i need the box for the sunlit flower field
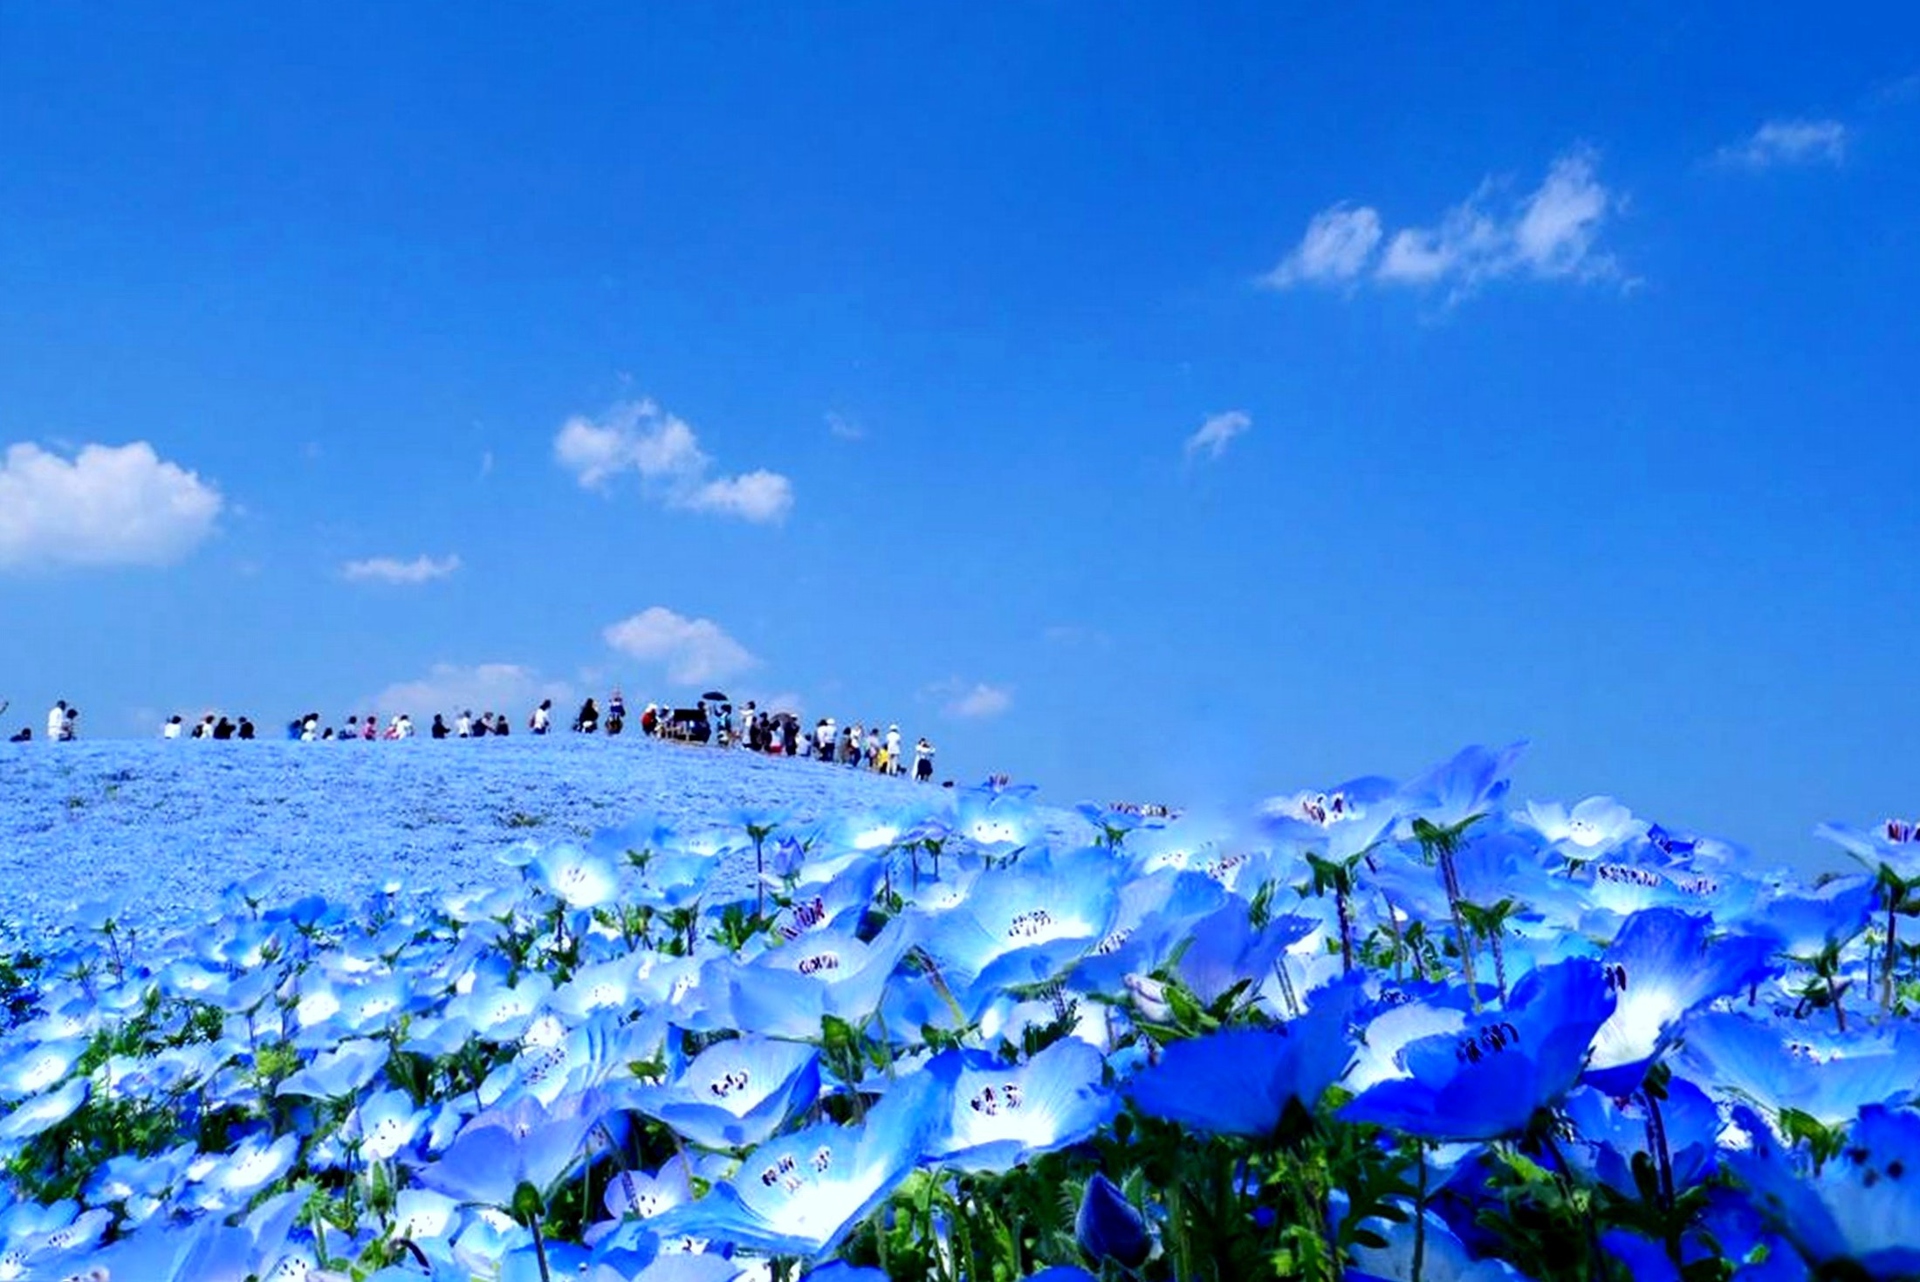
[1,739,1917,1282]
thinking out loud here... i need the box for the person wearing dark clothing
[575,698,599,734]
[212,717,235,740]
[431,714,450,740]
[7,727,28,743]
[237,718,256,740]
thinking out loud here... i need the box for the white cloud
[341,553,462,585]
[553,398,791,523]
[1262,204,1383,287]
[1268,148,1621,298]
[363,662,574,718]
[1715,118,1849,170]
[1184,410,1252,461]
[945,682,1012,720]
[0,441,224,570]
[679,470,794,522]
[826,412,865,441]
[603,606,759,686]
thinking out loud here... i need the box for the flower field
[1,739,1917,1281]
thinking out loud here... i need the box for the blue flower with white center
[1340,958,1615,1142]
[343,1088,431,1163]
[0,1037,86,1099]
[1583,908,1777,1096]
[276,1036,389,1099]
[1562,1078,1722,1199]
[0,1076,87,1143]
[1073,867,1228,993]
[955,784,1042,851]
[187,1132,300,1210]
[924,1037,1115,1173]
[1729,1103,1920,1279]
[1520,796,1643,858]
[412,1091,608,1213]
[1175,900,1317,1007]
[530,843,620,910]
[1397,742,1527,832]
[1128,977,1364,1136]
[721,919,916,1039]
[1345,1207,1529,1281]
[912,846,1118,1016]
[600,1161,692,1224]
[1675,1012,1920,1126]
[623,1035,822,1150]
[650,1068,942,1256]
[1752,876,1878,958]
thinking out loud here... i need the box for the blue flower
[1583,908,1777,1095]
[413,1091,607,1213]
[1728,1103,1920,1279]
[1075,1172,1152,1268]
[1128,977,1364,1136]
[924,1038,1115,1172]
[1340,958,1614,1142]
[623,1035,822,1150]
[651,1069,941,1255]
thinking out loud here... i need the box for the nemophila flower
[0,1036,85,1099]
[1729,1103,1920,1279]
[1562,1078,1722,1199]
[1817,820,1920,881]
[1520,796,1643,858]
[338,1088,431,1163]
[912,846,1119,1015]
[1073,867,1229,992]
[721,919,916,1038]
[924,1038,1115,1172]
[1075,1172,1152,1269]
[276,1036,389,1099]
[1753,876,1878,958]
[1345,1207,1529,1282]
[413,1091,608,1213]
[1675,1012,1920,1125]
[955,784,1042,850]
[185,1132,300,1211]
[0,1202,112,1277]
[1397,742,1527,831]
[1583,908,1777,1095]
[390,1187,463,1242]
[1175,899,1317,1008]
[1341,958,1615,1142]
[598,1162,693,1228]
[623,1036,822,1150]
[652,1069,942,1255]
[530,843,620,909]
[0,1076,87,1142]
[1128,977,1364,1136]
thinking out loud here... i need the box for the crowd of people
[7,693,943,783]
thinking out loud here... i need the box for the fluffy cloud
[553,399,792,523]
[1714,118,1849,170]
[681,470,794,522]
[826,412,865,441]
[0,441,224,570]
[342,553,461,585]
[932,680,1012,720]
[603,606,758,686]
[1265,149,1620,297]
[1184,410,1251,461]
[362,662,574,718]
[1262,205,1383,287]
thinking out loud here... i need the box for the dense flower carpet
[1,741,1917,1281]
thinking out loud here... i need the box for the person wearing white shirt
[885,725,902,775]
[47,700,67,741]
[163,715,183,740]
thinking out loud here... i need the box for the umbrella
[700,690,730,704]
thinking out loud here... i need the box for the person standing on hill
[163,715,183,739]
[47,700,67,742]
[531,699,552,735]
[913,737,935,782]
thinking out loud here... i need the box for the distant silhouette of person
[531,699,552,735]
[212,717,235,740]
[432,714,450,740]
[46,700,67,741]
[575,698,599,734]
[8,727,29,743]
[237,717,256,740]
[607,689,626,735]
[163,715,184,740]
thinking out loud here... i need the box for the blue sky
[2,5,1917,865]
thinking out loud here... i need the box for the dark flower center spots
[708,1068,751,1099]
[969,1081,1024,1116]
[1008,909,1054,939]
[780,897,828,940]
[797,952,840,976]
[1455,1022,1522,1065]
[1595,865,1663,888]
[759,1153,798,1188]
[1605,964,1629,993]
